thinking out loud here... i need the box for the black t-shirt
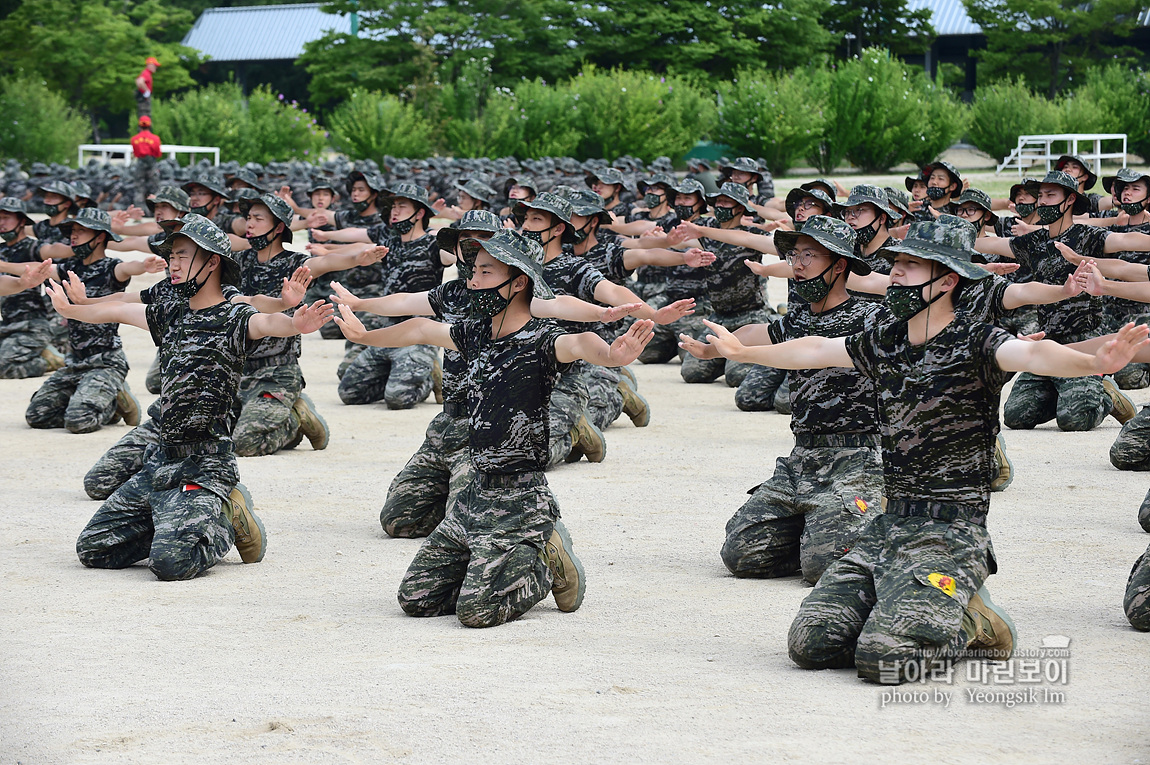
[695,217,764,314]
[32,218,68,245]
[846,318,1014,507]
[0,237,48,323]
[147,298,258,446]
[57,255,128,359]
[235,248,311,361]
[450,317,570,474]
[543,252,606,333]
[380,232,444,316]
[955,275,1011,325]
[768,297,888,437]
[427,279,469,404]
[1009,224,1109,341]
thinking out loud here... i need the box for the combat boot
[114,382,141,426]
[567,413,606,463]
[432,356,444,405]
[964,585,1016,661]
[990,434,1014,492]
[618,365,638,390]
[545,520,586,612]
[1104,377,1137,424]
[617,376,650,428]
[40,346,65,372]
[227,484,267,564]
[291,393,329,450]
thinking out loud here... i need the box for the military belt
[474,471,547,489]
[442,400,467,418]
[887,499,988,527]
[161,440,233,460]
[794,433,879,448]
[243,352,297,373]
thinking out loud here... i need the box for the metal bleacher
[996,134,1127,176]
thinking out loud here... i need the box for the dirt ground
[3,203,1150,764]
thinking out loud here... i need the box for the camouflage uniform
[76,294,260,581]
[0,233,55,378]
[233,246,311,456]
[1125,543,1150,631]
[312,207,383,341]
[1002,224,1113,432]
[338,228,442,408]
[680,217,772,386]
[723,298,888,583]
[734,365,789,412]
[84,400,162,500]
[397,317,566,628]
[25,254,129,433]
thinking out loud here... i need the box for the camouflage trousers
[337,311,390,377]
[788,508,992,684]
[133,156,157,203]
[308,275,345,340]
[381,411,472,538]
[84,410,162,500]
[1110,405,1150,471]
[397,472,557,628]
[722,439,884,584]
[1003,372,1110,432]
[586,363,624,431]
[48,314,69,355]
[25,350,128,434]
[235,362,304,457]
[145,350,162,395]
[638,292,709,365]
[0,318,53,379]
[1125,543,1150,631]
[338,343,435,410]
[681,307,771,386]
[1139,489,1150,533]
[547,361,591,466]
[76,447,238,581]
[734,365,789,412]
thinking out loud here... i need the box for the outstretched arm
[114,255,167,282]
[679,322,773,360]
[309,225,372,243]
[555,320,654,367]
[0,261,53,296]
[1058,243,1150,281]
[329,281,434,317]
[676,220,778,255]
[247,299,334,339]
[333,304,456,351]
[44,280,149,330]
[1105,232,1150,253]
[1001,260,1086,310]
[973,237,1015,259]
[305,245,387,277]
[592,279,695,324]
[622,247,715,269]
[996,322,1149,377]
[531,295,642,324]
[697,319,852,368]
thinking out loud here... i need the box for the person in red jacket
[135,56,160,118]
[130,116,162,202]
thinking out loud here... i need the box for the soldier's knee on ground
[1123,548,1150,631]
[638,333,678,365]
[396,581,449,617]
[724,361,753,388]
[1002,401,1043,430]
[1114,362,1150,391]
[148,549,204,581]
[681,355,724,384]
[787,616,856,670]
[853,632,925,684]
[384,379,432,410]
[1055,407,1106,432]
[720,533,801,578]
[1139,490,1150,533]
[83,468,118,501]
[380,502,445,538]
[1110,431,1150,471]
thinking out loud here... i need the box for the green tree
[0,0,199,137]
[0,76,90,164]
[821,0,935,56]
[963,0,1149,98]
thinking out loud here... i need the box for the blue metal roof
[182,3,352,63]
[906,0,983,36]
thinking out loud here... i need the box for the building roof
[182,3,351,63]
[906,0,982,36]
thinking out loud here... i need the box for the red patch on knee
[182,483,201,491]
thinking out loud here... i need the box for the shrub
[439,87,525,158]
[0,76,90,165]
[967,78,1063,162]
[834,50,933,173]
[1059,65,1150,159]
[153,82,327,164]
[907,78,969,169]
[513,78,584,159]
[716,67,828,177]
[326,90,434,160]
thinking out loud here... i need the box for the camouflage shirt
[427,279,469,404]
[57,255,128,360]
[212,209,241,236]
[0,237,48,323]
[235,247,311,362]
[146,297,258,446]
[334,209,382,231]
[543,252,606,333]
[32,218,68,245]
[450,317,569,475]
[1099,220,1150,323]
[1009,224,1108,341]
[846,318,1014,507]
[769,297,888,437]
[694,217,764,314]
[575,232,633,286]
[379,232,443,315]
[955,274,1010,325]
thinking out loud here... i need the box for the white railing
[996,134,1127,176]
[78,144,220,167]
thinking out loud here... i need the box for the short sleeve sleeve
[844,327,881,381]
[146,301,170,347]
[977,324,1015,391]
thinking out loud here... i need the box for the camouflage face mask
[1013,202,1036,219]
[885,271,948,320]
[245,225,279,252]
[643,192,663,208]
[70,232,104,258]
[1035,200,1067,225]
[0,227,18,243]
[792,260,840,305]
[352,195,375,215]
[1120,199,1147,216]
[926,186,948,202]
[467,276,516,318]
[391,212,417,235]
[714,205,738,224]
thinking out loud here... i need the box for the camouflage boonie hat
[833,184,899,223]
[883,187,912,222]
[706,181,751,212]
[160,214,242,287]
[37,180,76,201]
[345,170,387,195]
[1008,177,1041,201]
[387,182,435,219]
[586,167,630,191]
[637,172,676,195]
[181,174,229,199]
[146,186,191,216]
[307,178,338,195]
[774,215,869,275]
[513,191,576,242]
[227,168,267,193]
[503,176,539,197]
[70,181,95,205]
[718,157,764,182]
[876,214,989,281]
[904,167,930,192]
[59,207,122,242]
[668,177,706,199]
[953,188,994,213]
[238,192,295,244]
[454,178,497,206]
[650,156,674,173]
[228,187,261,205]
[923,161,962,191]
[785,186,834,219]
[1054,154,1098,190]
[801,178,838,201]
[436,209,503,253]
[1026,171,1090,215]
[1103,167,1150,195]
[460,229,554,300]
[0,197,34,227]
[560,188,612,226]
